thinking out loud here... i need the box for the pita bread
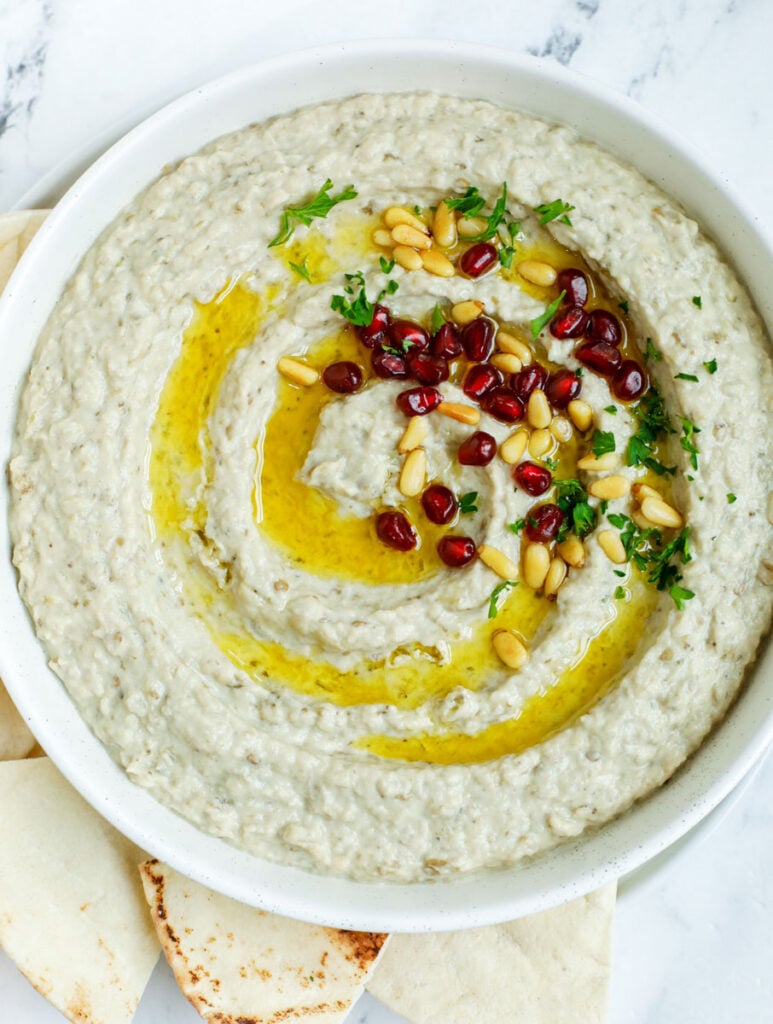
[0,209,49,294]
[139,859,389,1023]
[0,680,36,760]
[0,757,159,1024]
[367,885,616,1024]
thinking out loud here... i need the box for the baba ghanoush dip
[9,93,773,882]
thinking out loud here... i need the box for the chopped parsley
[459,491,479,514]
[458,183,510,242]
[544,457,559,471]
[678,416,701,471]
[727,492,737,504]
[530,290,566,340]
[269,179,357,247]
[445,187,486,217]
[508,518,527,535]
[430,303,445,335]
[288,259,311,282]
[626,387,676,477]
[591,430,616,457]
[692,296,703,309]
[604,405,618,415]
[554,478,596,541]
[607,515,693,609]
[675,372,699,382]
[379,255,395,274]
[488,580,518,619]
[613,569,626,578]
[412,205,422,217]
[670,584,695,610]
[330,270,398,327]
[498,245,516,269]
[614,585,627,600]
[643,338,661,365]
[618,300,630,315]
[703,358,718,374]
[534,198,575,226]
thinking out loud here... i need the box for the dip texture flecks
[9,93,773,882]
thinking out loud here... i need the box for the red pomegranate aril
[396,386,443,417]
[421,484,458,525]
[388,320,430,353]
[408,353,450,386]
[510,363,549,402]
[556,268,590,308]
[322,361,364,394]
[550,305,590,340]
[357,304,391,348]
[437,535,477,568]
[460,242,498,278]
[458,431,497,466]
[575,340,622,377]
[513,461,552,496]
[431,322,463,359]
[524,503,565,543]
[612,360,648,401]
[481,388,525,423]
[463,363,504,400]
[375,510,417,551]
[461,317,495,362]
[587,309,623,346]
[371,350,409,379]
[545,369,582,409]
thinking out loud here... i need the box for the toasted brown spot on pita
[329,929,389,968]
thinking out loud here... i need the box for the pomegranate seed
[556,268,589,307]
[421,484,458,525]
[524,503,564,543]
[545,369,582,409]
[357,304,391,348]
[461,317,495,362]
[458,431,497,466]
[375,510,417,551]
[575,340,622,377]
[437,535,477,567]
[550,305,589,340]
[322,361,364,394]
[513,461,552,496]
[408,352,450,386]
[481,388,525,423]
[510,364,548,402]
[460,242,498,278]
[388,320,429,353]
[371,350,409,379]
[463,363,503,400]
[612,360,648,401]
[431,322,463,359]
[396,386,443,417]
[587,309,622,346]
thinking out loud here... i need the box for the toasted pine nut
[478,544,519,580]
[398,416,429,454]
[588,475,631,500]
[451,300,484,325]
[568,399,593,432]
[557,534,586,568]
[544,556,567,599]
[577,451,619,472]
[517,259,558,287]
[420,248,455,278]
[640,496,684,529]
[527,389,552,429]
[437,401,480,425]
[550,415,573,443]
[598,530,627,564]
[457,216,488,238]
[492,630,529,670]
[277,357,319,386]
[399,448,426,498]
[632,482,662,505]
[490,353,522,374]
[497,332,534,364]
[528,427,554,459]
[432,201,458,248]
[384,206,426,232]
[391,224,432,250]
[393,245,423,271]
[372,228,394,247]
[632,510,652,531]
[500,428,529,464]
[523,543,551,591]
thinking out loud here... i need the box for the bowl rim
[0,38,771,932]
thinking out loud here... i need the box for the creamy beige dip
[9,93,773,882]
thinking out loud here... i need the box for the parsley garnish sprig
[488,580,518,619]
[554,478,596,542]
[269,179,357,247]
[534,198,576,226]
[626,387,676,477]
[330,270,398,327]
[607,514,693,609]
[530,290,566,340]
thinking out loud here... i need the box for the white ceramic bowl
[0,40,771,932]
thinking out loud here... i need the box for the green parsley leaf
[600,499,609,515]
[269,179,357,247]
[670,584,695,610]
[703,358,718,374]
[614,585,627,600]
[445,187,486,217]
[534,198,576,226]
[330,270,398,327]
[727,492,737,504]
[692,296,702,309]
[675,372,699,382]
[604,405,618,415]
[288,259,311,282]
[613,569,626,577]
[498,245,516,269]
[618,300,630,315]
[384,279,399,295]
[379,255,395,274]
[459,183,509,242]
[508,221,522,240]
[591,430,616,457]
[530,289,567,340]
[643,338,661,365]
[459,491,479,514]
[508,518,527,535]
[544,457,559,471]
[412,205,422,217]
[625,386,676,477]
[430,304,445,335]
[488,580,518,619]
[554,478,597,541]
[678,416,701,471]
[575,366,585,377]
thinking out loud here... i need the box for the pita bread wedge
[367,885,616,1024]
[139,859,389,1023]
[0,209,49,293]
[0,679,36,760]
[0,757,159,1024]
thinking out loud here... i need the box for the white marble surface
[0,0,771,1021]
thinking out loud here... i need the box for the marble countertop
[0,1,771,1021]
